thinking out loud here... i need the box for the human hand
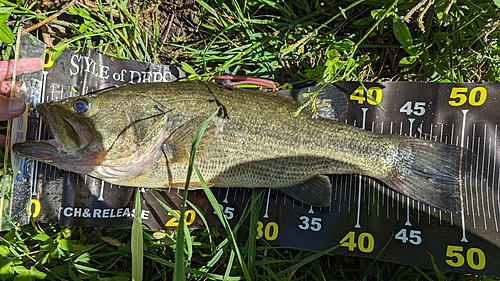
[0,57,44,149]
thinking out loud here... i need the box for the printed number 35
[298,216,322,231]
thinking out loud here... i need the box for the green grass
[1,0,500,280]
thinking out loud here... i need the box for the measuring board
[3,43,500,276]
[17,80,500,277]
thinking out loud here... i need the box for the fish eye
[73,98,90,113]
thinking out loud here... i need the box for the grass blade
[131,188,143,281]
[174,107,221,281]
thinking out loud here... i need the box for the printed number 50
[446,245,486,270]
[448,87,487,107]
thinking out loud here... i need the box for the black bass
[13,82,471,211]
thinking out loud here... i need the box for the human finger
[0,95,26,121]
[0,57,44,81]
[0,81,21,97]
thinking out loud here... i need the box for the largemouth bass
[13,81,472,211]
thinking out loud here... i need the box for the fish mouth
[39,103,95,153]
[14,103,94,157]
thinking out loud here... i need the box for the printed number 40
[340,231,374,253]
[350,86,382,105]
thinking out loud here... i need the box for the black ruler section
[21,81,500,277]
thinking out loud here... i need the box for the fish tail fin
[382,138,474,212]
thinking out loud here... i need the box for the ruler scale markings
[405,197,411,226]
[223,189,229,203]
[334,173,339,201]
[417,122,423,138]
[31,161,39,196]
[366,178,370,216]
[465,136,471,217]
[97,182,105,201]
[458,109,468,242]
[408,119,414,136]
[470,123,477,228]
[417,201,420,224]
[354,108,368,228]
[480,130,487,230]
[347,175,353,212]
[498,166,500,229]
[428,206,431,224]
[372,124,381,218]
[355,176,362,228]
[475,137,481,224]
[480,127,487,221]
[239,188,245,201]
[377,181,380,217]
[338,176,342,213]
[451,123,455,145]
[493,124,499,231]
[487,131,492,220]
[397,118,403,219]
[343,175,349,202]
[263,188,271,219]
[405,118,416,226]
[396,193,400,221]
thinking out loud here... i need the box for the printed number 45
[400,101,426,116]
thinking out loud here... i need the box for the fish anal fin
[279,174,332,207]
[162,116,216,164]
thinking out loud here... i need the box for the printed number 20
[448,87,487,107]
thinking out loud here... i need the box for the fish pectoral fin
[163,116,216,163]
[279,174,332,207]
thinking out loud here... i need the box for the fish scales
[133,82,394,186]
[13,81,474,211]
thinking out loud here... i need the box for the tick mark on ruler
[223,189,229,203]
[408,118,415,137]
[460,109,469,243]
[355,176,362,229]
[405,197,412,226]
[263,188,271,219]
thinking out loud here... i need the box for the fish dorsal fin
[162,116,216,164]
[280,174,332,207]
